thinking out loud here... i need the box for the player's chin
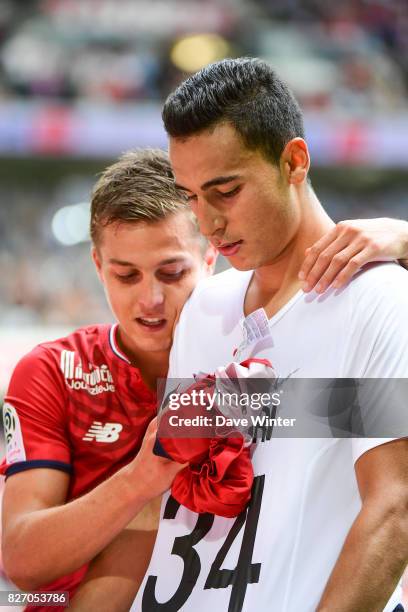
[144,339,172,353]
[226,253,253,271]
[129,321,172,348]
[137,331,172,352]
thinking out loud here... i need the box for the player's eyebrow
[108,256,188,266]
[175,175,241,193]
[158,257,189,266]
[108,258,135,266]
[201,175,241,190]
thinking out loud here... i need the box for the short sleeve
[1,345,72,478]
[350,268,408,463]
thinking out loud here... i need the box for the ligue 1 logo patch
[3,403,16,444]
[3,403,26,464]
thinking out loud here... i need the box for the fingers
[167,461,188,476]
[299,219,382,292]
[154,457,188,495]
[303,243,379,293]
[138,418,160,457]
[330,249,371,289]
[299,227,339,286]
[311,243,364,293]
[300,233,351,292]
[145,416,158,435]
[141,417,158,446]
[300,217,408,293]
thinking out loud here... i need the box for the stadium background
[0,0,407,601]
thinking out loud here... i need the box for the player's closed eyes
[115,270,187,284]
[157,270,187,282]
[115,272,139,283]
[218,185,241,199]
[184,186,241,203]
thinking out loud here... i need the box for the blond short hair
[90,149,204,248]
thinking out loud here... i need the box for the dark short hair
[162,57,305,164]
[90,148,206,250]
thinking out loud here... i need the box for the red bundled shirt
[155,359,274,517]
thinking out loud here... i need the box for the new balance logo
[60,350,115,395]
[82,421,123,443]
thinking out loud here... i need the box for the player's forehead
[169,124,262,190]
[99,213,202,267]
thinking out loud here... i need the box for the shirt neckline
[240,271,304,327]
[108,323,131,364]
[107,324,158,398]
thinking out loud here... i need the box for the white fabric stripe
[60,350,66,375]
[68,351,75,379]
[66,351,70,378]
[109,324,130,364]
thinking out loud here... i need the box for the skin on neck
[116,326,169,391]
[252,187,333,292]
[245,143,334,316]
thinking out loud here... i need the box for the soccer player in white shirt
[127,58,408,612]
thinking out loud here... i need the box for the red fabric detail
[239,357,273,369]
[171,437,253,517]
[158,436,210,465]
[157,359,276,517]
[158,374,216,464]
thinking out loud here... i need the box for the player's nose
[137,278,165,312]
[194,201,225,239]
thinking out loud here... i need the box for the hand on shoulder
[299,218,408,293]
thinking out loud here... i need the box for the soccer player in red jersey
[2,147,408,611]
[0,149,217,609]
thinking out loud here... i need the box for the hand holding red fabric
[155,358,276,517]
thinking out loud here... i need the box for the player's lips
[216,240,243,256]
[135,317,167,331]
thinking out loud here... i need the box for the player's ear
[203,243,218,276]
[280,137,310,185]
[91,246,104,284]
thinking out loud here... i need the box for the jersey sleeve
[350,267,408,463]
[1,345,72,478]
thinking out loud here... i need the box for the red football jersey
[1,323,157,609]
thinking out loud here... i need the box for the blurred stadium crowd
[0,0,407,111]
[0,0,407,388]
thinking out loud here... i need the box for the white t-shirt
[132,262,408,612]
